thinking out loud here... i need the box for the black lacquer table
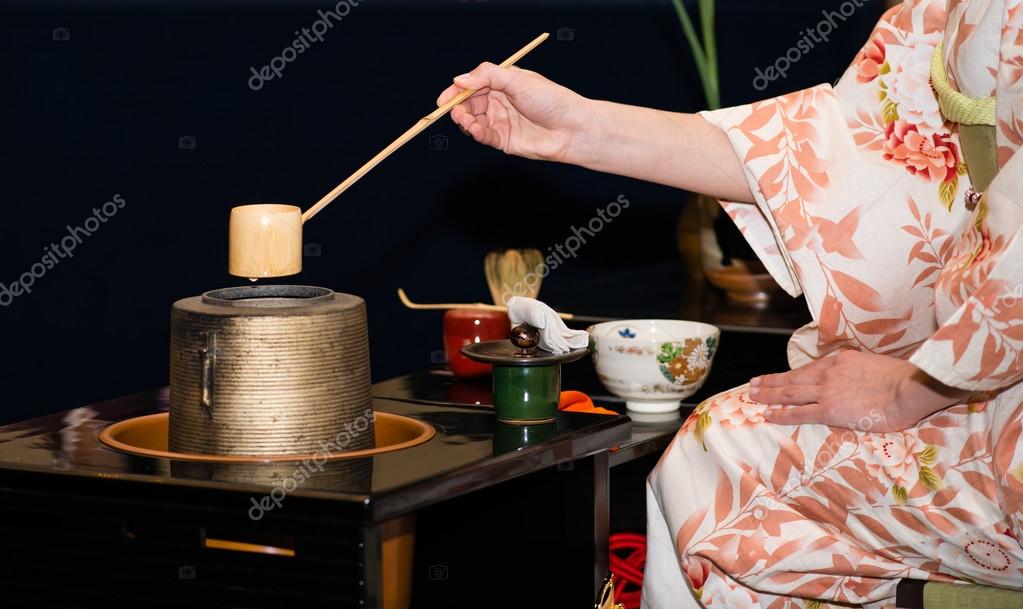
[374,368,695,468]
[0,385,629,608]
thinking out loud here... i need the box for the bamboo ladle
[397,288,574,320]
[228,33,551,279]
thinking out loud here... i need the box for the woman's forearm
[565,99,756,203]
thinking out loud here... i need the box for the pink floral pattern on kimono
[643,1,1023,608]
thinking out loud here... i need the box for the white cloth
[505,296,588,355]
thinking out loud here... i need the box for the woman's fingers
[439,61,526,107]
[747,357,839,405]
[451,106,477,130]
[439,65,510,144]
[448,88,515,151]
[451,97,496,139]
[453,61,521,93]
[763,403,827,426]
[466,121,502,149]
[443,89,490,130]
[749,383,822,405]
[452,107,501,148]
[437,61,519,106]
[463,93,491,116]
[436,83,461,107]
[751,357,836,389]
[451,104,497,147]
[437,62,554,155]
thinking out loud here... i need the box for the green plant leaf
[671,0,716,109]
[698,0,718,109]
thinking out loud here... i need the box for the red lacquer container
[443,309,510,378]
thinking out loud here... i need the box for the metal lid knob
[509,323,540,352]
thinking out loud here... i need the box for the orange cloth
[558,390,618,415]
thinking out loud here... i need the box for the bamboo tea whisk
[228,33,550,279]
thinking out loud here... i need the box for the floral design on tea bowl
[656,336,718,385]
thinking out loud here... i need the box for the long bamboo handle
[397,288,574,320]
[301,33,550,224]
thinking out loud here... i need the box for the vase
[678,193,785,306]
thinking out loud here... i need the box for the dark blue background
[0,0,882,423]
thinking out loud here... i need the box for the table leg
[593,449,610,597]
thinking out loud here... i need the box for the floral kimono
[643,0,1023,607]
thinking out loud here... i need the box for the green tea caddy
[462,324,588,424]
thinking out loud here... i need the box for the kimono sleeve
[909,151,1023,392]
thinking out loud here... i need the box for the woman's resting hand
[748,350,973,432]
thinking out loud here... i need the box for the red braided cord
[609,533,647,609]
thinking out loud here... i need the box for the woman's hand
[436,62,591,162]
[749,350,972,432]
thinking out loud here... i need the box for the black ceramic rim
[201,285,335,308]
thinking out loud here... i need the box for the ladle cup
[228,204,303,279]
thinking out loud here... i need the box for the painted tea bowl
[587,319,720,413]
